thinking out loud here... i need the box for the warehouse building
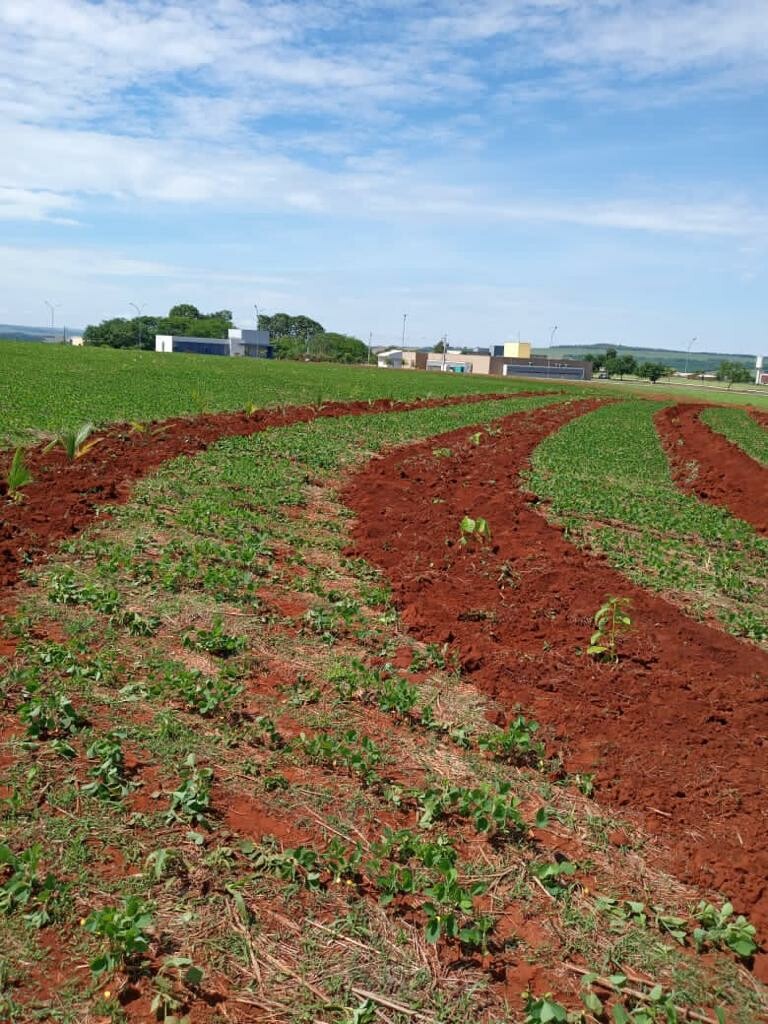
[421,341,592,380]
[155,327,273,358]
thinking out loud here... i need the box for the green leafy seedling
[84,896,153,975]
[459,515,491,546]
[587,595,632,662]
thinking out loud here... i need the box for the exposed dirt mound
[343,400,768,929]
[0,392,529,600]
[655,403,768,535]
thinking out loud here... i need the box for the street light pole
[44,300,60,337]
[129,302,144,350]
[548,325,558,378]
[684,336,697,376]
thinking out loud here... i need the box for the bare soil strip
[342,400,768,934]
[655,403,768,535]
[0,392,534,599]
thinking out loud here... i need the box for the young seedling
[459,515,491,546]
[46,422,101,460]
[84,896,153,976]
[693,900,758,958]
[587,595,632,663]
[0,844,65,928]
[4,448,32,501]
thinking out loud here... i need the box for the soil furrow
[0,391,542,600]
[342,400,768,934]
[655,403,768,535]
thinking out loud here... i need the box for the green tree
[605,354,637,379]
[716,361,752,388]
[258,313,324,339]
[84,305,233,350]
[637,361,667,383]
[168,304,201,319]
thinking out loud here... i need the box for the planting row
[527,400,768,642]
[699,406,768,467]
[2,396,763,1020]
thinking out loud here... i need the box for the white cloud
[0,187,76,222]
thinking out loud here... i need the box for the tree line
[83,307,369,364]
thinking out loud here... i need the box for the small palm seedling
[0,844,65,928]
[459,515,491,546]
[45,422,101,460]
[693,900,757,958]
[84,896,153,976]
[587,595,632,663]
[4,448,32,501]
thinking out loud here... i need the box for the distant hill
[532,343,756,373]
[0,323,81,342]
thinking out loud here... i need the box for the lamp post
[44,300,60,337]
[684,336,697,376]
[129,302,144,350]
[548,325,558,378]
[253,304,260,357]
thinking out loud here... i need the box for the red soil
[655,403,768,535]
[342,400,768,930]
[0,392,533,602]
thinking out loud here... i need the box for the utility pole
[129,302,144,350]
[401,313,408,348]
[548,324,558,378]
[253,304,260,357]
[684,336,697,376]
[44,300,60,337]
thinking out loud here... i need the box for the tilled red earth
[656,403,768,535]
[0,392,526,600]
[343,400,768,931]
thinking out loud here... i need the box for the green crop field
[3,342,768,447]
[700,406,768,466]
[2,393,764,1022]
[527,400,768,642]
[0,342,566,446]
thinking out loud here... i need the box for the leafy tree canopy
[258,312,324,339]
[604,354,637,378]
[716,360,753,387]
[636,361,668,383]
[84,305,233,350]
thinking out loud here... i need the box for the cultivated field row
[0,393,766,1022]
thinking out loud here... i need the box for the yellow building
[501,341,531,359]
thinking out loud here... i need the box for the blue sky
[1,0,766,353]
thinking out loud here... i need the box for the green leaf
[425,916,441,943]
[184,965,204,986]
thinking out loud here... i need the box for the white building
[155,327,272,358]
